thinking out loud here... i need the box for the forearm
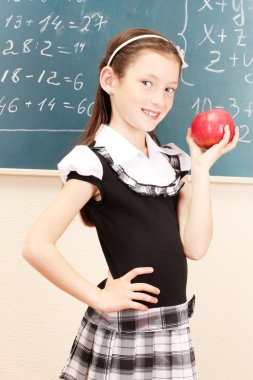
[22,243,101,308]
[182,167,213,260]
[181,125,239,259]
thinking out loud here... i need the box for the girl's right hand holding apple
[187,124,240,172]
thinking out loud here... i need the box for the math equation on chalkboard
[0,0,252,176]
[0,5,108,124]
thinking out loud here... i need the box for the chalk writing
[0,0,252,175]
[0,96,94,116]
[181,0,252,146]
[0,1,108,125]
[7,0,85,3]
[0,69,85,90]
[192,96,251,143]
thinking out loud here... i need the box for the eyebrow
[142,73,178,85]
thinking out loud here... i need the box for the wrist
[87,286,102,309]
[190,164,210,179]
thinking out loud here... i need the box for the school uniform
[57,124,198,380]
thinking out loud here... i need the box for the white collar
[94,124,181,165]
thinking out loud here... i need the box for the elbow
[22,241,36,263]
[183,243,210,261]
[185,250,206,261]
[22,237,55,263]
[22,239,46,264]
[182,232,213,261]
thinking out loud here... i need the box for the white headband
[107,34,188,68]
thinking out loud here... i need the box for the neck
[108,121,149,158]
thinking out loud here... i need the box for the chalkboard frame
[1,168,253,184]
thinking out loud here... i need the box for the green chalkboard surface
[0,0,252,177]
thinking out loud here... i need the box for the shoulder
[161,142,191,172]
[57,145,103,184]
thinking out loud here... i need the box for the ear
[100,66,117,95]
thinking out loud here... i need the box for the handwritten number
[39,15,50,33]
[229,98,240,118]
[3,40,18,55]
[239,125,251,143]
[9,98,19,113]
[47,72,60,86]
[202,97,212,111]
[11,68,22,83]
[192,97,213,114]
[40,41,53,57]
[5,15,13,28]
[77,98,86,114]
[73,74,84,90]
[205,51,225,73]
[14,15,22,29]
[92,13,108,31]
[87,101,94,116]
[80,16,91,32]
[0,97,19,115]
[192,98,200,115]
[0,97,7,116]
[23,39,33,53]
[79,13,107,32]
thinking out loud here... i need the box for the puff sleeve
[57,145,103,187]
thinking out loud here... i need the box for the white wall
[1,172,253,380]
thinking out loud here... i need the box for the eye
[165,87,176,94]
[142,80,152,87]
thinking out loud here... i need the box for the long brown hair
[77,27,182,226]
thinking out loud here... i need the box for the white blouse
[57,124,191,185]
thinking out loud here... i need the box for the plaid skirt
[59,295,197,380]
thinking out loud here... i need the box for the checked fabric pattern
[59,296,197,380]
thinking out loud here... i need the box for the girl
[22,27,239,379]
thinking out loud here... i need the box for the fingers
[125,271,160,305]
[132,292,158,304]
[186,127,195,147]
[217,124,231,147]
[218,125,240,153]
[131,282,160,295]
[229,126,240,148]
[186,127,204,153]
[129,301,149,311]
[123,268,160,306]
[100,267,161,313]
[221,124,230,144]
[123,267,154,282]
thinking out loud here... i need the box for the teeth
[143,109,159,117]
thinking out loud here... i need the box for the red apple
[191,109,235,149]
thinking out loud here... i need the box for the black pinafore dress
[59,146,197,380]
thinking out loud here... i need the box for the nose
[150,90,167,110]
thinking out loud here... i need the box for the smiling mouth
[142,108,160,119]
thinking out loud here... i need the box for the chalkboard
[0,0,252,177]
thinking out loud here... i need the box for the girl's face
[110,50,180,134]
